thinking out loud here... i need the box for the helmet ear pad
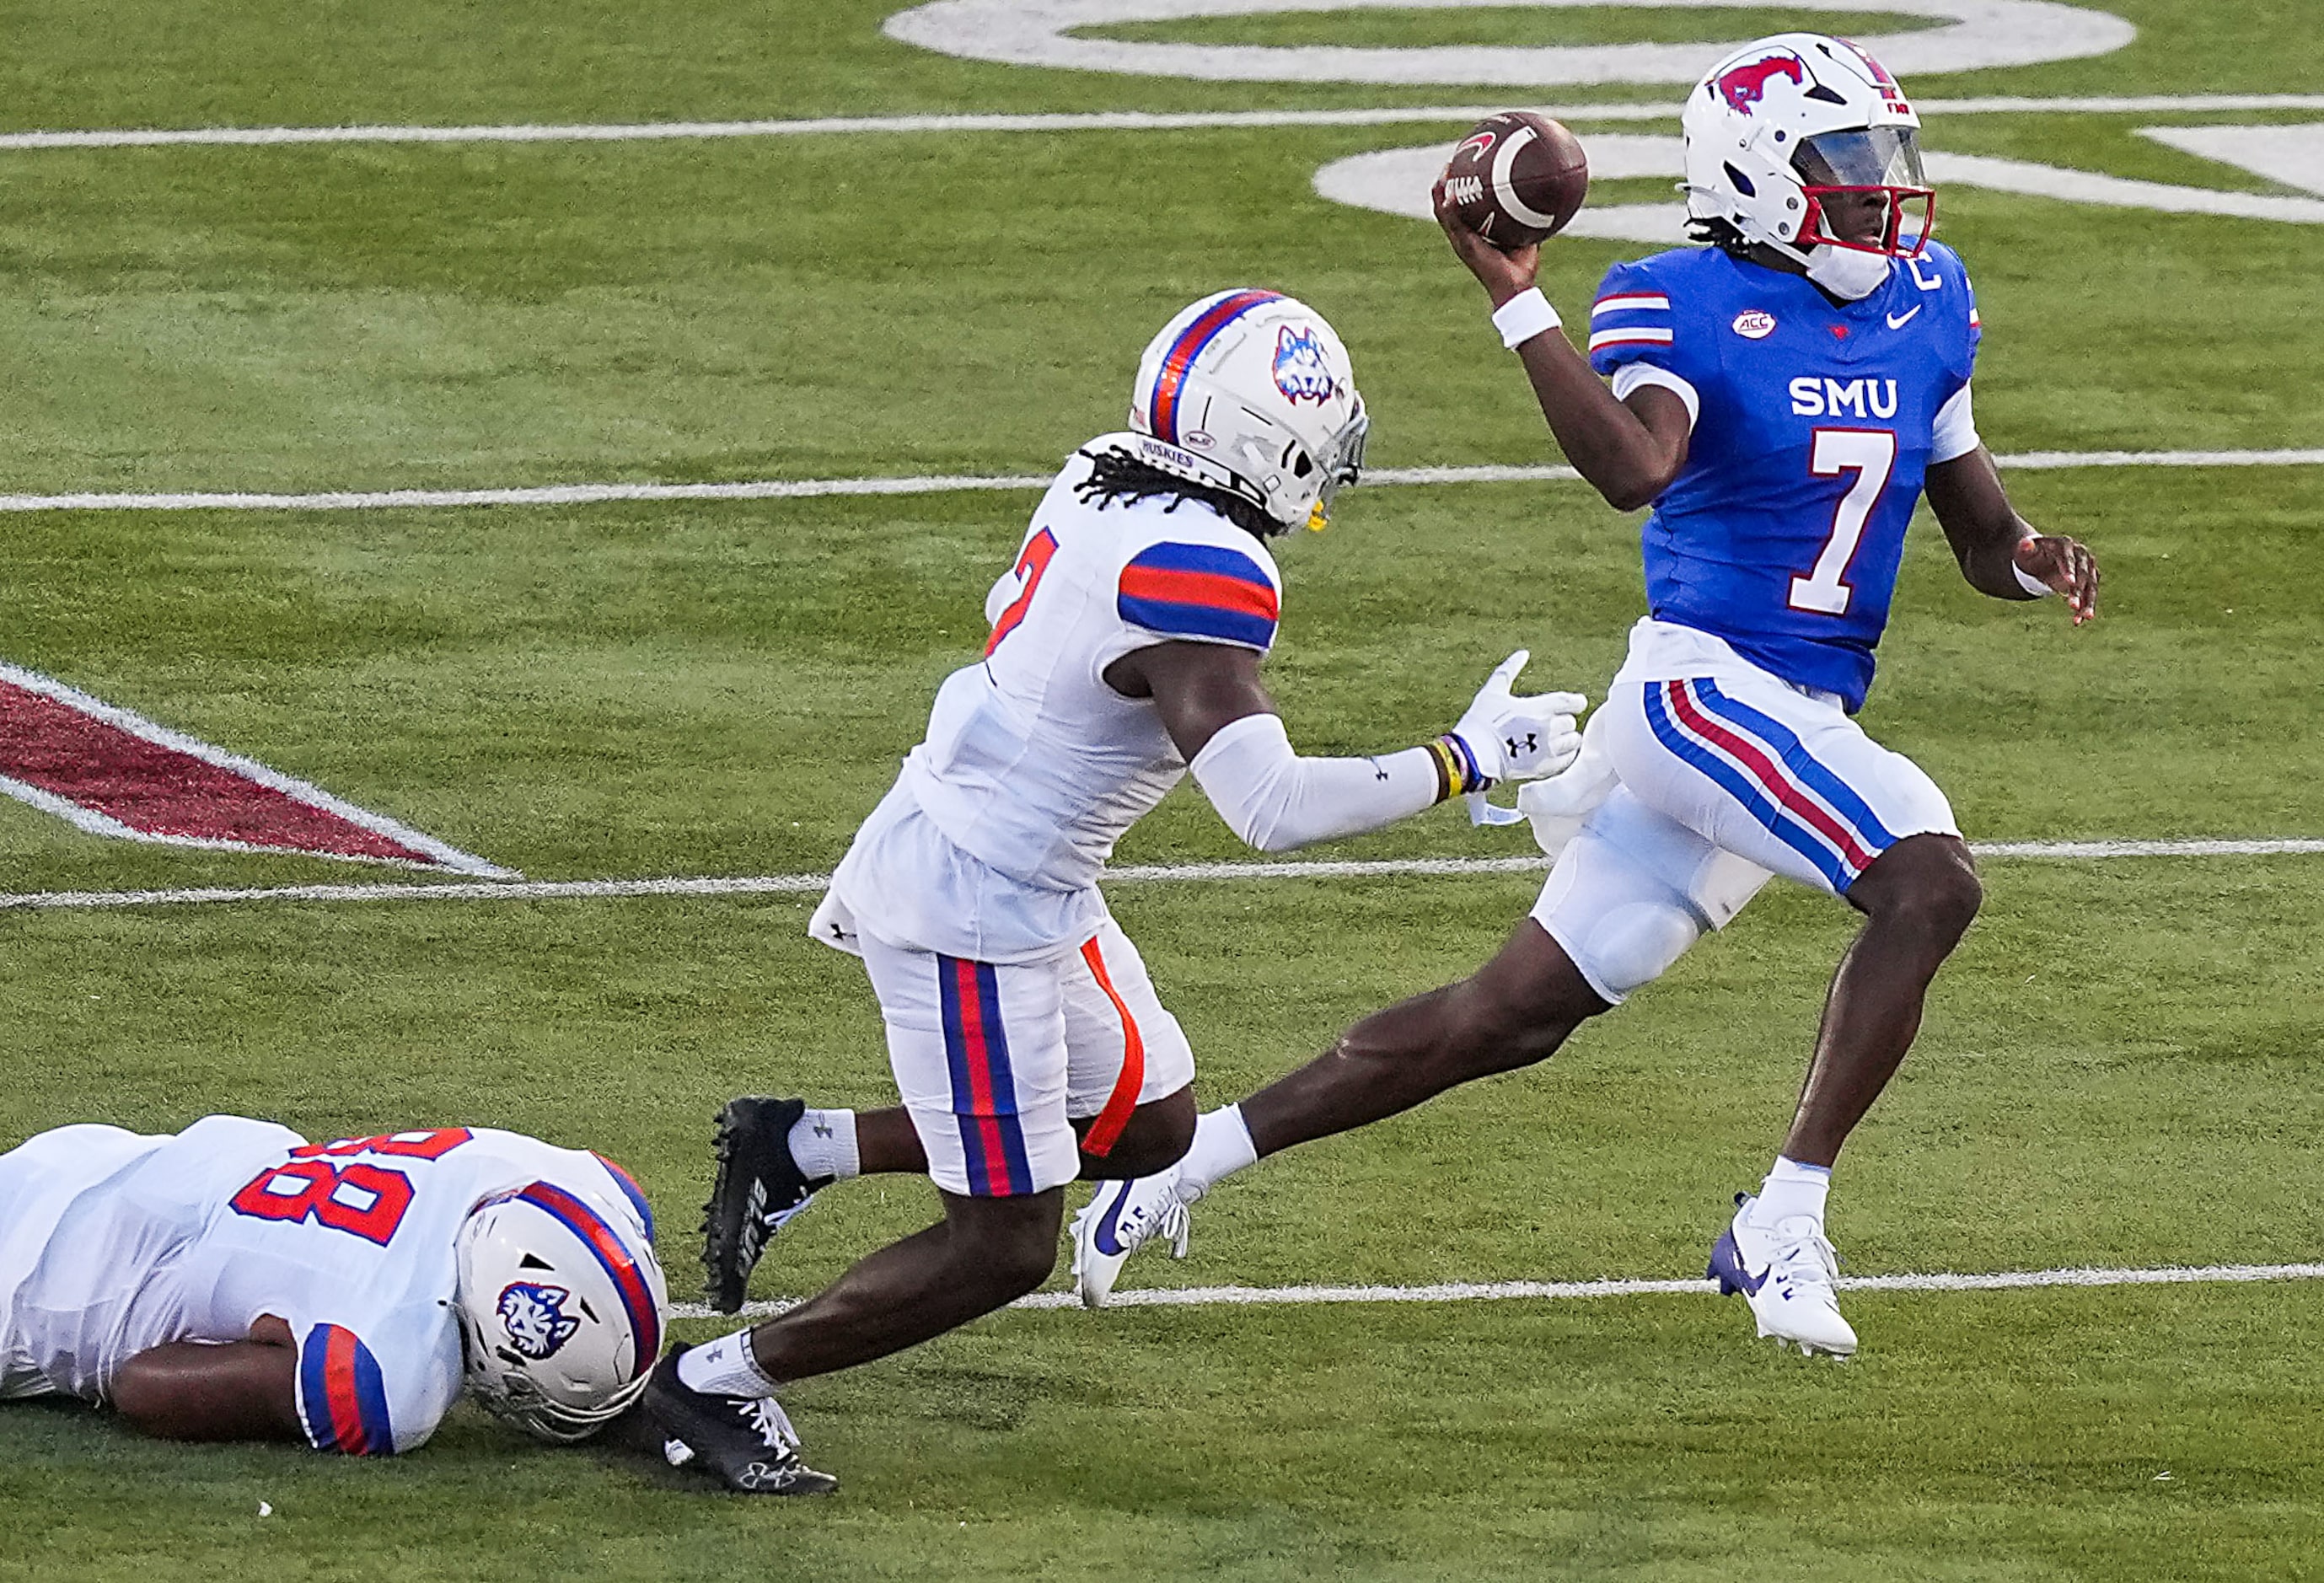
[454,1183,668,1444]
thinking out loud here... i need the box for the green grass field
[2,1,2321,1577]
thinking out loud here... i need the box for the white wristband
[1491,288,1561,350]
[2012,547,2053,598]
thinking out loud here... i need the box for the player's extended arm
[110,1313,306,1444]
[1432,179,1692,512]
[1924,446,2100,624]
[1105,641,1581,852]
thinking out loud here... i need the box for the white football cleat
[1707,1194,1859,1358]
[1071,1169,1194,1308]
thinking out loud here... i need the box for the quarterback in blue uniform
[1074,33,2098,1357]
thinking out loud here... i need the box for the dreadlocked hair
[1074,448,1280,541]
[1688,214,1754,255]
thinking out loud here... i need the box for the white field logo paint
[883,0,2137,87]
[0,663,514,876]
[1314,131,2324,249]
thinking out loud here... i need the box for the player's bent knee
[986,1228,1061,1301]
[1858,835,1982,942]
[945,1192,1064,1302]
[951,1223,1059,1307]
[1929,861,1983,936]
[1080,1088,1194,1179]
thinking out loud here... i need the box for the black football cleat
[644,1353,838,1496]
[700,1095,832,1313]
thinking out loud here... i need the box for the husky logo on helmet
[1715,50,1808,114]
[496,1281,582,1360]
[1271,325,1337,405]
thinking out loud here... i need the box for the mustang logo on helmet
[497,1281,582,1360]
[1715,51,1808,114]
[1271,325,1338,405]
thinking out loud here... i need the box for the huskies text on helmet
[1125,290,1369,533]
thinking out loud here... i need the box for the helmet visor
[1794,126,1924,190]
[1793,128,1933,256]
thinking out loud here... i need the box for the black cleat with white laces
[700,1095,832,1314]
[643,1352,839,1496]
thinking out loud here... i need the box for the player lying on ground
[0,1114,679,1467]
[1070,35,2100,1358]
[649,290,1589,1491]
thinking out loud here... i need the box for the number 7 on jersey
[1789,428,1897,617]
[985,529,1060,655]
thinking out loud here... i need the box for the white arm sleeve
[1189,712,1441,854]
[1931,382,1980,464]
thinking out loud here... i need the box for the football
[1441,111,1591,248]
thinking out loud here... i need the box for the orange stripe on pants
[1077,936,1146,1157]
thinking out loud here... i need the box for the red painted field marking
[0,663,514,877]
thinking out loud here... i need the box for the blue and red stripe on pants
[937,955,1037,1195]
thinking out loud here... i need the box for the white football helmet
[1682,34,1933,265]
[454,1180,668,1444]
[1127,289,1369,534]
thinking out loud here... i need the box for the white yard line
[668,1258,2324,1321]
[3,839,2320,914]
[3,94,2323,152]
[2,448,2318,514]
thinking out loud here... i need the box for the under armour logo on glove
[1453,650,1586,782]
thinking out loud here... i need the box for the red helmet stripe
[1149,290,1282,444]
[515,1181,662,1376]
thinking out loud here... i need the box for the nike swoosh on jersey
[1886,305,1922,330]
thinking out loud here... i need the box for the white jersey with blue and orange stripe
[0,1114,653,1457]
[840,438,1282,962]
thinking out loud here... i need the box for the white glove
[1451,650,1586,783]
[1514,706,1620,856]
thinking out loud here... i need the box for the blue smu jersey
[1589,242,1981,710]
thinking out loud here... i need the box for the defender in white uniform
[0,1114,671,1460]
[651,289,1590,1493]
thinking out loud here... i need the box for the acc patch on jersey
[496,1282,582,1360]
